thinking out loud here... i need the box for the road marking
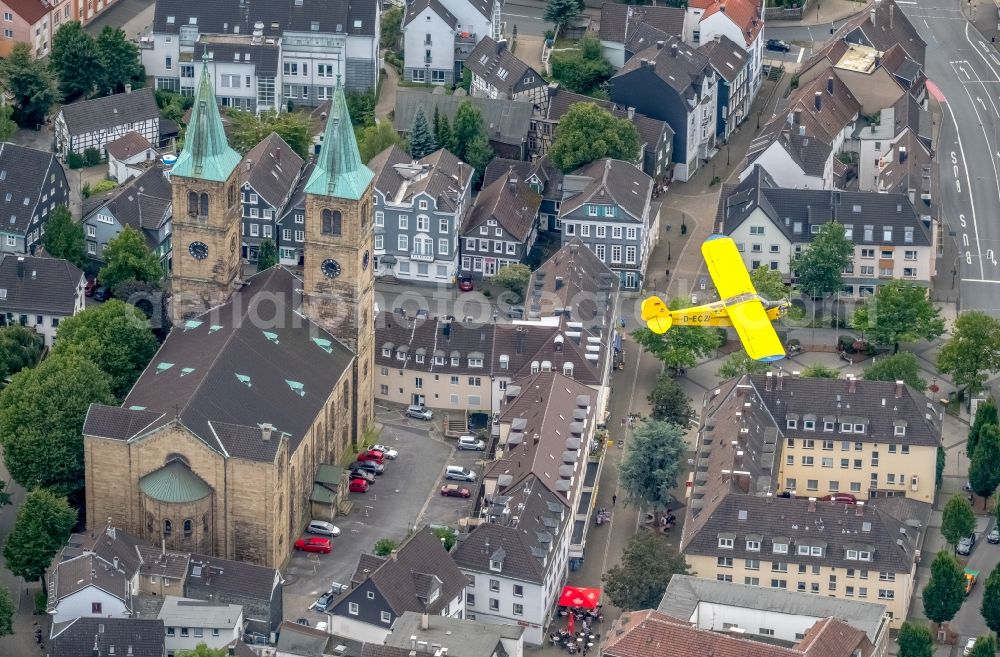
[961,278,1000,283]
[944,101,985,280]
[797,46,805,63]
[924,18,930,28]
[504,13,541,19]
[979,96,988,110]
[895,1,917,4]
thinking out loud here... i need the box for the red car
[458,277,474,292]
[295,537,332,554]
[349,478,370,493]
[357,450,385,464]
[441,484,471,498]
[84,276,98,297]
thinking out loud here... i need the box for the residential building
[158,596,243,654]
[54,88,160,160]
[369,145,473,283]
[393,88,531,160]
[142,0,379,100]
[684,0,764,98]
[0,254,85,346]
[837,0,925,67]
[558,159,655,289]
[879,42,926,100]
[403,0,459,85]
[437,0,501,45]
[796,42,906,115]
[596,3,686,69]
[532,86,673,183]
[71,0,120,25]
[106,132,159,183]
[483,157,564,231]
[718,165,937,297]
[602,611,875,657]
[387,610,525,657]
[698,35,750,142]
[50,617,165,657]
[193,32,282,113]
[183,553,284,635]
[238,132,305,262]
[742,121,836,190]
[0,142,70,255]
[659,575,891,657]
[0,0,52,57]
[460,169,541,279]
[466,36,547,105]
[327,528,468,642]
[855,94,932,193]
[275,621,367,657]
[81,165,172,271]
[274,161,315,266]
[610,37,718,181]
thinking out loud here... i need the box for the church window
[164,519,172,536]
[321,210,342,236]
[227,183,236,207]
[188,192,198,217]
[199,193,209,218]
[361,202,369,227]
[183,519,193,537]
[203,514,209,531]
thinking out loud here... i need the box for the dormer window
[489,560,502,572]
[718,534,735,549]
[854,424,865,434]
[803,420,815,431]
[382,348,391,357]
[787,419,798,429]
[773,542,788,554]
[824,421,835,432]
[746,539,761,551]
[894,425,906,436]
[841,423,853,433]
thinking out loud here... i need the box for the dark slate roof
[404,0,457,28]
[50,617,164,657]
[376,311,496,376]
[83,267,354,461]
[278,161,316,226]
[624,21,670,57]
[613,37,714,103]
[154,0,377,36]
[241,132,305,210]
[82,406,165,442]
[483,155,565,202]
[838,0,925,65]
[718,165,933,247]
[352,553,387,586]
[559,158,652,220]
[59,88,159,137]
[465,37,543,95]
[0,254,84,315]
[185,553,279,601]
[0,142,64,236]
[276,620,335,657]
[195,36,281,76]
[153,0,239,33]
[106,132,155,161]
[698,35,749,83]
[746,126,832,178]
[137,544,191,581]
[461,170,541,241]
[393,89,532,147]
[83,166,173,245]
[369,145,472,213]
[598,2,685,42]
[522,236,619,331]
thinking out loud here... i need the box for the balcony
[411,249,435,262]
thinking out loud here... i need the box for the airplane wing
[727,299,786,362]
[702,235,757,300]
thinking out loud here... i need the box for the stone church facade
[82,64,375,568]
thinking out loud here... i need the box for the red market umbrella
[559,585,601,609]
[566,611,575,635]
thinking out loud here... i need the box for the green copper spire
[305,77,374,200]
[171,58,242,182]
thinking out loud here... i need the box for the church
[82,63,376,568]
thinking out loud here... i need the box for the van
[457,436,486,451]
[446,465,477,482]
[307,520,341,537]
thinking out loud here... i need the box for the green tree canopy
[176,644,229,657]
[940,495,976,549]
[359,122,406,163]
[938,311,1000,396]
[3,488,77,582]
[981,566,1000,632]
[0,325,44,380]
[968,399,999,457]
[462,134,494,186]
[967,637,998,657]
[549,102,640,173]
[374,538,398,556]
[0,348,115,494]
[99,226,163,289]
[0,43,58,128]
[50,21,102,100]
[0,104,15,142]
[228,110,312,159]
[969,424,1000,506]
[619,420,686,511]
[602,530,688,610]
[632,299,721,373]
[346,91,376,128]
[432,526,457,551]
[257,239,278,271]
[749,266,789,300]
[852,281,944,352]
[452,102,493,184]
[544,0,583,31]
[96,27,142,95]
[801,363,840,378]
[0,586,13,637]
[380,5,403,50]
[862,352,926,391]
[717,350,769,379]
[435,113,456,153]
[53,300,159,400]
[897,622,933,657]
[551,33,614,95]
[647,375,693,426]
[790,222,853,297]
[922,550,967,623]
[42,206,86,267]
[493,264,531,299]
[409,107,437,158]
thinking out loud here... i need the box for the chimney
[421,612,430,630]
[125,83,132,94]
[228,648,236,657]
[496,39,506,55]
[777,371,783,390]
[555,276,564,290]
[814,92,822,112]
[827,76,834,95]
[808,497,817,512]
[627,107,635,120]
[548,83,559,97]
[261,423,273,441]
[275,148,281,164]
[856,501,865,517]
[113,557,120,570]
[720,2,726,11]
[895,380,904,398]
[848,375,856,393]
[670,42,679,57]
[391,550,399,561]
[411,636,418,650]
[656,40,664,50]
[640,58,649,67]
[765,371,773,391]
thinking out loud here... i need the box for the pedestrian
[612,494,617,506]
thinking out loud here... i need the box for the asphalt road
[503,0,551,38]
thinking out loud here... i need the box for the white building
[742,126,835,190]
[0,255,85,347]
[192,32,282,113]
[106,132,159,183]
[158,596,244,654]
[54,88,160,160]
[684,0,764,99]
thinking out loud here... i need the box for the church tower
[169,59,244,322]
[302,78,376,446]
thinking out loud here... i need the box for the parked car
[964,638,977,656]
[958,533,977,555]
[294,537,332,554]
[349,468,376,483]
[357,450,385,464]
[406,405,433,420]
[507,305,524,319]
[988,528,1000,544]
[446,466,476,482]
[307,520,341,537]
[441,484,471,498]
[313,589,336,611]
[458,277,474,292]
[349,478,370,493]
[371,444,398,459]
[356,460,385,475]
[93,286,112,302]
[84,276,98,297]
[766,38,791,52]
[457,435,486,451]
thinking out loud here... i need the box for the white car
[371,444,399,459]
[964,638,977,656]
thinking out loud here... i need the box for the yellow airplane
[641,235,790,362]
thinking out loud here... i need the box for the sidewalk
[375,63,399,124]
[768,0,871,27]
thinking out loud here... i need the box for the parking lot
[281,406,481,623]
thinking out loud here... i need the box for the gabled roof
[837,0,925,65]
[559,158,652,221]
[598,2,685,43]
[153,0,378,37]
[689,0,763,46]
[613,37,714,102]
[698,35,750,83]
[0,254,83,316]
[241,132,305,210]
[369,145,471,213]
[483,155,565,202]
[465,36,543,95]
[194,34,281,75]
[461,169,541,242]
[83,166,173,246]
[276,620,337,656]
[47,528,145,609]
[106,132,155,161]
[172,63,242,182]
[0,142,64,236]
[393,89,532,147]
[306,81,374,199]
[4,0,49,23]
[376,311,495,376]
[782,71,861,144]
[745,125,832,178]
[51,617,165,657]
[404,0,457,28]
[59,88,159,137]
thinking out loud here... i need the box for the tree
[633,325,720,373]
[99,226,164,289]
[53,300,158,399]
[968,399,999,458]
[493,264,531,299]
[432,526,457,551]
[967,637,998,657]
[96,27,142,95]
[0,587,13,637]
[863,352,926,391]
[551,33,614,95]
[602,531,688,610]
[460,67,472,93]
[0,325,44,380]
[41,206,86,267]
[227,110,312,159]
[852,281,944,353]
[981,567,1000,632]
[435,113,455,153]
[409,107,437,158]
[940,495,976,550]
[968,424,1000,508]
[717,350,770,378]
[801,363,839,378]
[346,91,376,128]
[749,266,788,300]
[3,488,77,582]
[938,312,1000,396]
[647,375,693,426]
[922,550,967,623]
[380,5,403,50]
[0,43,58,128]
[0,348,115,494]
[618,420,685,513]
[177,645,228,657]
[0,104,15,142]
[463,134,494,186]
[257,239,278,270]
[549,103,640,173]
[896,622,933,657]
[50,21,102,100]
[0,481,12,509]
[374,538,398,556]
[112,279,170,334]
[545,0,582,31]
[452,102,494,183]
[790,222,853,297]
[91,180,118,195]
[358,122,406,163]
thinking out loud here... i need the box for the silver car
[406,405,433,420]
[957,533,976,556]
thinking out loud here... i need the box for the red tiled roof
[5,0,49,24]
[689,0,763,46]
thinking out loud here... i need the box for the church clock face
[322,259,342,279]
[362,250,370,271]
[188,241,209,260]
